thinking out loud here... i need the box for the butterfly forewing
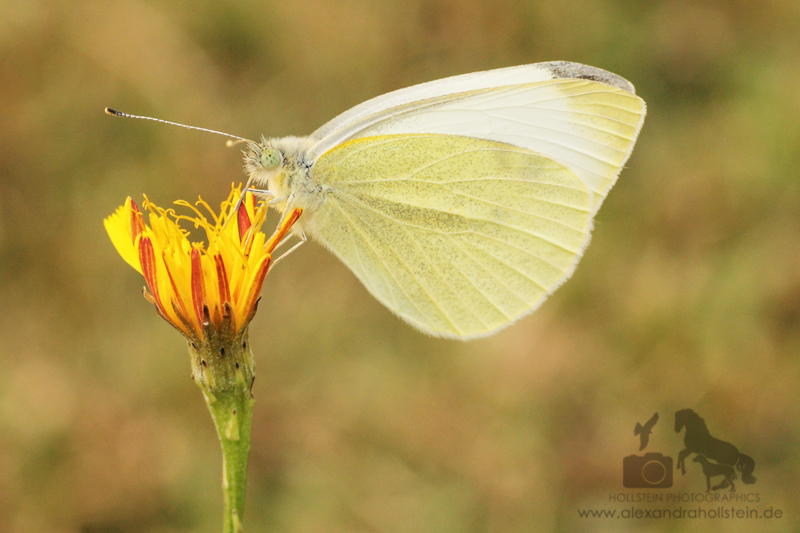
[313,80,644,212]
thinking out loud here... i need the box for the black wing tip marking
[541,61,636,94]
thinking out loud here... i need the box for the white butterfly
[244,61,646,339]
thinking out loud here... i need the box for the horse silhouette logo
[674,409,756,491]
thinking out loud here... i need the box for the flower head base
[104,186,301,344]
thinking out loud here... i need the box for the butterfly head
[243,136,319,219]
[243,137,285,187]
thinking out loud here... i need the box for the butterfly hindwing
[307,134,592,338]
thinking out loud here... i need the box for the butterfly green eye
[260,147,282,170]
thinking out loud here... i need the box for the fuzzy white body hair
[244,135,322,236]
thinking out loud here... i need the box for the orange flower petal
[215,254,232,303]
[163,250,194,336]
[191,247,207,330]
[130,199,145,243]
[242,255,272,322]
[265,208,303,253]
[238,198,252,243]
[139,236,163,313]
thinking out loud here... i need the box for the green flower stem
[201,380,253,533]
[188,304,257,533]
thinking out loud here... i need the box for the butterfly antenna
[104,107,252,144]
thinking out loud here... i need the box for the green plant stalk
[201,382,253,533]
[188,305,257,533]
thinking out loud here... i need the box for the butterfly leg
[271,227,301,252]
[260,193,305,266]
[225,178,274,228]
[264,198,306,266]
[270,230,306,267]
[225,178,255,228]
[247,188,274,199]
[271,203,306,252]
[261,204,303,255]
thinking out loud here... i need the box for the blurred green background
[1,0,799,531]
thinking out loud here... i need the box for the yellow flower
[104,186,300,528]
[104,185,301,341]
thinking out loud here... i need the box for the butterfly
[241,61,646,339]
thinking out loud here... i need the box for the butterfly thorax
[244,136,327,228]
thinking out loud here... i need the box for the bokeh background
[1,0,799,531]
